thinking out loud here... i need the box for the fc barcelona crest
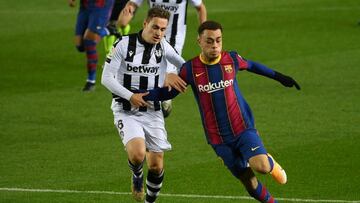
[224,65,233,73]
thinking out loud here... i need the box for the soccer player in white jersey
[101,7,186,203]
[118,0,207,117]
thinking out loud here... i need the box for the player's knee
[147,160,163,174]
[251,160,271,174]
[147,158,163,174]
[148,166,163,175]
[129,151,146,164]
[249,154,272,174]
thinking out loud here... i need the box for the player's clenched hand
[165,73,187,93]
[68,0,76,7]
[123,2,136,16]
[130,92,150,108]
[274,71,301,90]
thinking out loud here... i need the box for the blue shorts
[211,129,267,178]
[75,7,112,37]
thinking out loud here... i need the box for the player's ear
[143,18,150,29]
[197,35,201,44]
[143,20,147,28]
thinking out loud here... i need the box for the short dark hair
[146,7,170,22]
[198,20,223,35]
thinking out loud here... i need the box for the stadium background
[0,0,359,202]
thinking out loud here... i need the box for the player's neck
[199,53,221,65]
[138,30,155,47]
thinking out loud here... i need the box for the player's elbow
[101,71,110,87]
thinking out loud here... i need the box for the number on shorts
[117,120,124,130]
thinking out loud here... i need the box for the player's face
[142,17,168,44]
[198,29,222,61]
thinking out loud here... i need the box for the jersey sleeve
[101,39,134,101]
[190,0,202,7]
[163,40,186,73]
[229,51,275,78]
[229,51,249,71]
[143,88,180,101]
[246,60,276,78]
[142,60,191,102]
[236,53,250,71]
[178,64,188,83]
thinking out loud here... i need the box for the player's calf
[247,181,278,203]
[145,170,164,203]
[128,159,145,201]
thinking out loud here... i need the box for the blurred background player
[118,0,207,117]
[68,0,115,91]
[103,0,132,54]
[142,21,301,203]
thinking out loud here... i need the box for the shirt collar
[199,53,222,65]
[137,30,155,48]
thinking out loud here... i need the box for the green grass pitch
[0,0,360,202]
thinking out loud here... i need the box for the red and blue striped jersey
[179,51,256,145]
[80,0,113,8]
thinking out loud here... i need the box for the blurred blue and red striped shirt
[80,0,112,8]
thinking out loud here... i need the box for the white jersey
[101,32,185,113]
[131,0,203,54]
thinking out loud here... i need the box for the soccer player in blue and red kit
[141,20,301,202]
[68,0,115,91]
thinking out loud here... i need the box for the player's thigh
[212,143,247,178]
[114,112,145,147]
[75,9,89,37]
[142,112,172,153]
[87,9,111,37]
[236,129,270,173]
[236,129,267,162]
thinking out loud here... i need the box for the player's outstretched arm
[142,88,180,102]
[247,60,300,90]
[195,3,207,24]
